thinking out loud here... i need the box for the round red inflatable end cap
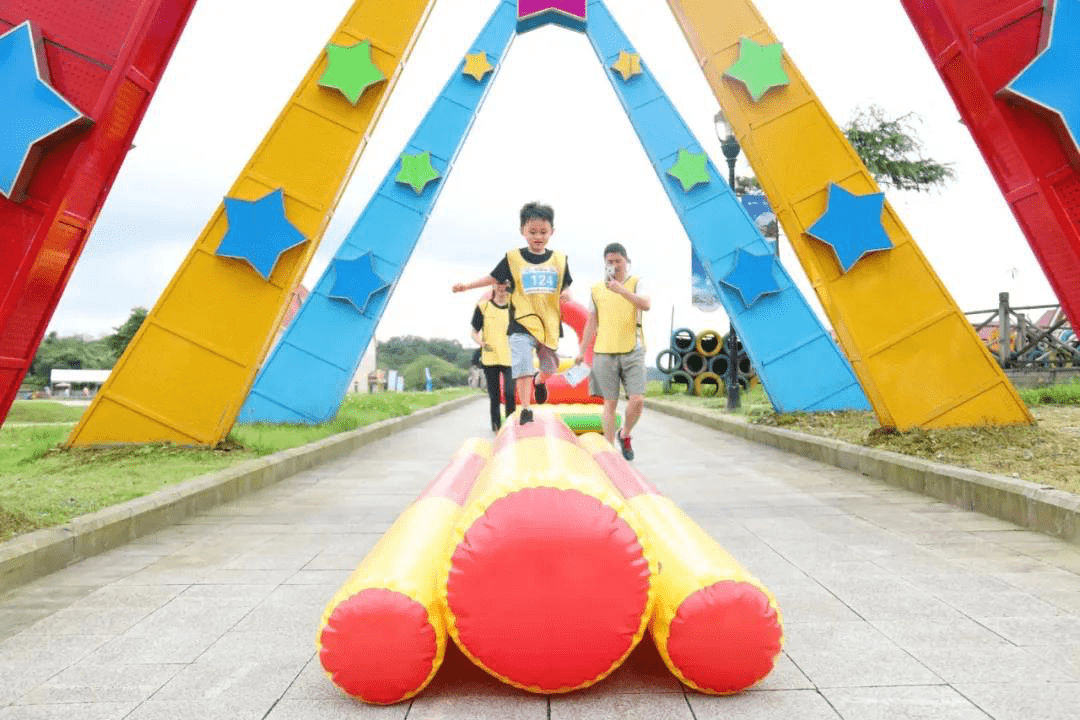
[447,486,650,692]
[667,580,783,693]
[319,588,437,704]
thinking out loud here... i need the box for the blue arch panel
[239,0,866,425]
[236,0,519,424]
[584,0,868,412]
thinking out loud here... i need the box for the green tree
[842,104,955,192]
[401,354,468,390]
[737,105,955,196]
[30,333,113,385]
[378,336,471,372]
[734,176,760,197]
[105,307,148,359]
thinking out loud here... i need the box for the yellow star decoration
[611,50,642,82]
[463,52,494,83]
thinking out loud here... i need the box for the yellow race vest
[479,299,511,366]
[507,250,566,349]
[592,276,643,354]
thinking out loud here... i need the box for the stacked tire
[656,329,755,396]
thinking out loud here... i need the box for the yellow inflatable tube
[579,433,784,694]
[317,438,491,704]
[440,412,656,694]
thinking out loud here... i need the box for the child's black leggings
[483,365,515,430]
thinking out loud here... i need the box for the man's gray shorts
[589,345,646,399]
[509,332,559,379]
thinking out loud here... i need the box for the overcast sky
[47,0,1058,362]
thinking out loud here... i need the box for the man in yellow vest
[471,281,515,431]
[575,243,650,460]
[452,202,571,425]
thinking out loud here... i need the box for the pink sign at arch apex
[517,0,587,32]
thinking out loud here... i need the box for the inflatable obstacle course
[318,438,491,704]
[543,403,621,434]
[580,433,783,693]
[441,411,656,692]
[320,413,782,702]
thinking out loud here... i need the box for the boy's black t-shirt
[489,249,572,336]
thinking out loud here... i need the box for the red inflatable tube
[581,434,784,694]
[441,413,655,693]
[318,439,491,704]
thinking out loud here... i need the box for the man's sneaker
[519,408,534,425]
[617,430,634,461]
[534,380,548,405]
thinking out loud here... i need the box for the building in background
[50,369,110,397]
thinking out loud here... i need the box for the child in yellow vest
[453,202,572,425]
[471,282,515,431]
[575,243,650,460]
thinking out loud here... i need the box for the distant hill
[401,354,468,390]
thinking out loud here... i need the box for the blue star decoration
[216,189,308,280]
[0,21,92,201]
[805,184,893,273]
[1001,0,1080,157]
[328,252,390,314]
[719,248,782,308]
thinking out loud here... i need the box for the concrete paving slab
[688,689,842,719]
[782,622,942,688]
[549,691,694,719]
[0,701,139,720]
[821,685,987,720]
[953,682,1080,720]
[2,404,1080,717]
[18,662,182,704]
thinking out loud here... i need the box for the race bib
[520,265,559,294]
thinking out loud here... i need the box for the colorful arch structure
[899,0,1080,336]
[665,0,1033,430]
[4,0,1058,436]
[236,0,867,428]
[65,0,439,446]
[0,2,199,427]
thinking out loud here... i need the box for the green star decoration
[724,37,789,102]
[319,39,386,105]
[666,149,711,192]
[396,151,441,194]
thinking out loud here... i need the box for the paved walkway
[2,402,1080,719]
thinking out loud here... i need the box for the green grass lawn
[645,379,773,416]
[1019,378,1080,406]
[5,400,87,423]
[646,376,1080,494]
[0,389,475,542]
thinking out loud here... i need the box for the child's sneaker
[617,430,634,461]
[519,408,534,425]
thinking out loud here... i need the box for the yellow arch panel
[68,0,437,447]
[665,0,1032,429]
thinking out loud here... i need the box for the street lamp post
[714,110,742,411]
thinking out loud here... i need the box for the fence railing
[965,292,1080,369]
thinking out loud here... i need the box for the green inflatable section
[559,411,621,435]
